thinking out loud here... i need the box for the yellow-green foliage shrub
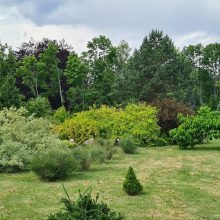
[55,104,160,146]
[54,117,99,145]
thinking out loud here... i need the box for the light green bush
[26,96,52,117]
[0,107,66,173]
[52,106,70,123]
[91,147,106,164]
[120,135,137,154]
[31,147,77,181]
[170,106,220,148]
[73,148,92,171]
[55,104,160,146]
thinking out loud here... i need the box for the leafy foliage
[55,104,160,146]
[170,106,220,148]
[152,98,194,133]
[0,107,65,173]
[48,187,124,220]
[31,147,77,181]
[53,106,70,123]
[26,96,52,117]
[123,167,143,196]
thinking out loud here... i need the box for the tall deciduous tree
[65,52,88,111]
[83,35,117,106]
[37,43,64,106]
[0,43,21,108]
[17,55,39,98]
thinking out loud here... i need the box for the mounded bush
[0,107,66,173]
[0,141,32,173]
[152,98,194,133]
[31,147,77,181]
[52,106,70,124]
[120,136,137,154]
[48,187,124,220]
[91,147,106,164]
[123,167,143,196]
[55,104,160,146]
[73,148,92,171]
[170,106,220,148]
[26,96,52,117]
[98,138,117,160]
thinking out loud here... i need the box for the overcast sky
[0,0,220,52]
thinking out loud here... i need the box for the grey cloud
[12,0,219,35]
[1,0,220,49]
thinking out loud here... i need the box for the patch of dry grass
[1,141,220,220]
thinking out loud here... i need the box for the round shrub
[91,148,106,164]
[26,96,52,118]
[98,138,117,160]
[152,98,194,133]
[31,147,77,181]
[123,167,143,196]
[53,106,70,124]
[120,136,137,154]
[73,148,92,171]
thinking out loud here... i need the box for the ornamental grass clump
[123,167,143,196]
[120,136,137,154]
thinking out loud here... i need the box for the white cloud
[1,2,220,53]
[174,31,220,48]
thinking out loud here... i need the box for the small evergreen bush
[120,136,137,154]
[31,147,77,181]
[48,186,124,220]
[123,167,143,196]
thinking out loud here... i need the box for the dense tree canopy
[0,30,220,112]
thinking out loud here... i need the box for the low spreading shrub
[123,167,143,196]
[48,186,124,220]
[31,147,77,181]
[120,136,137,154]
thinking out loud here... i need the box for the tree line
[1,29,220,112]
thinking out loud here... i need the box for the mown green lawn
[1,141,220,220]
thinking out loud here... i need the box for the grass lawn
[1,141,220,220]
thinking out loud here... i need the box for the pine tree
[123,167,143,196]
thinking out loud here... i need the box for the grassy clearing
[1,141,220,220]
